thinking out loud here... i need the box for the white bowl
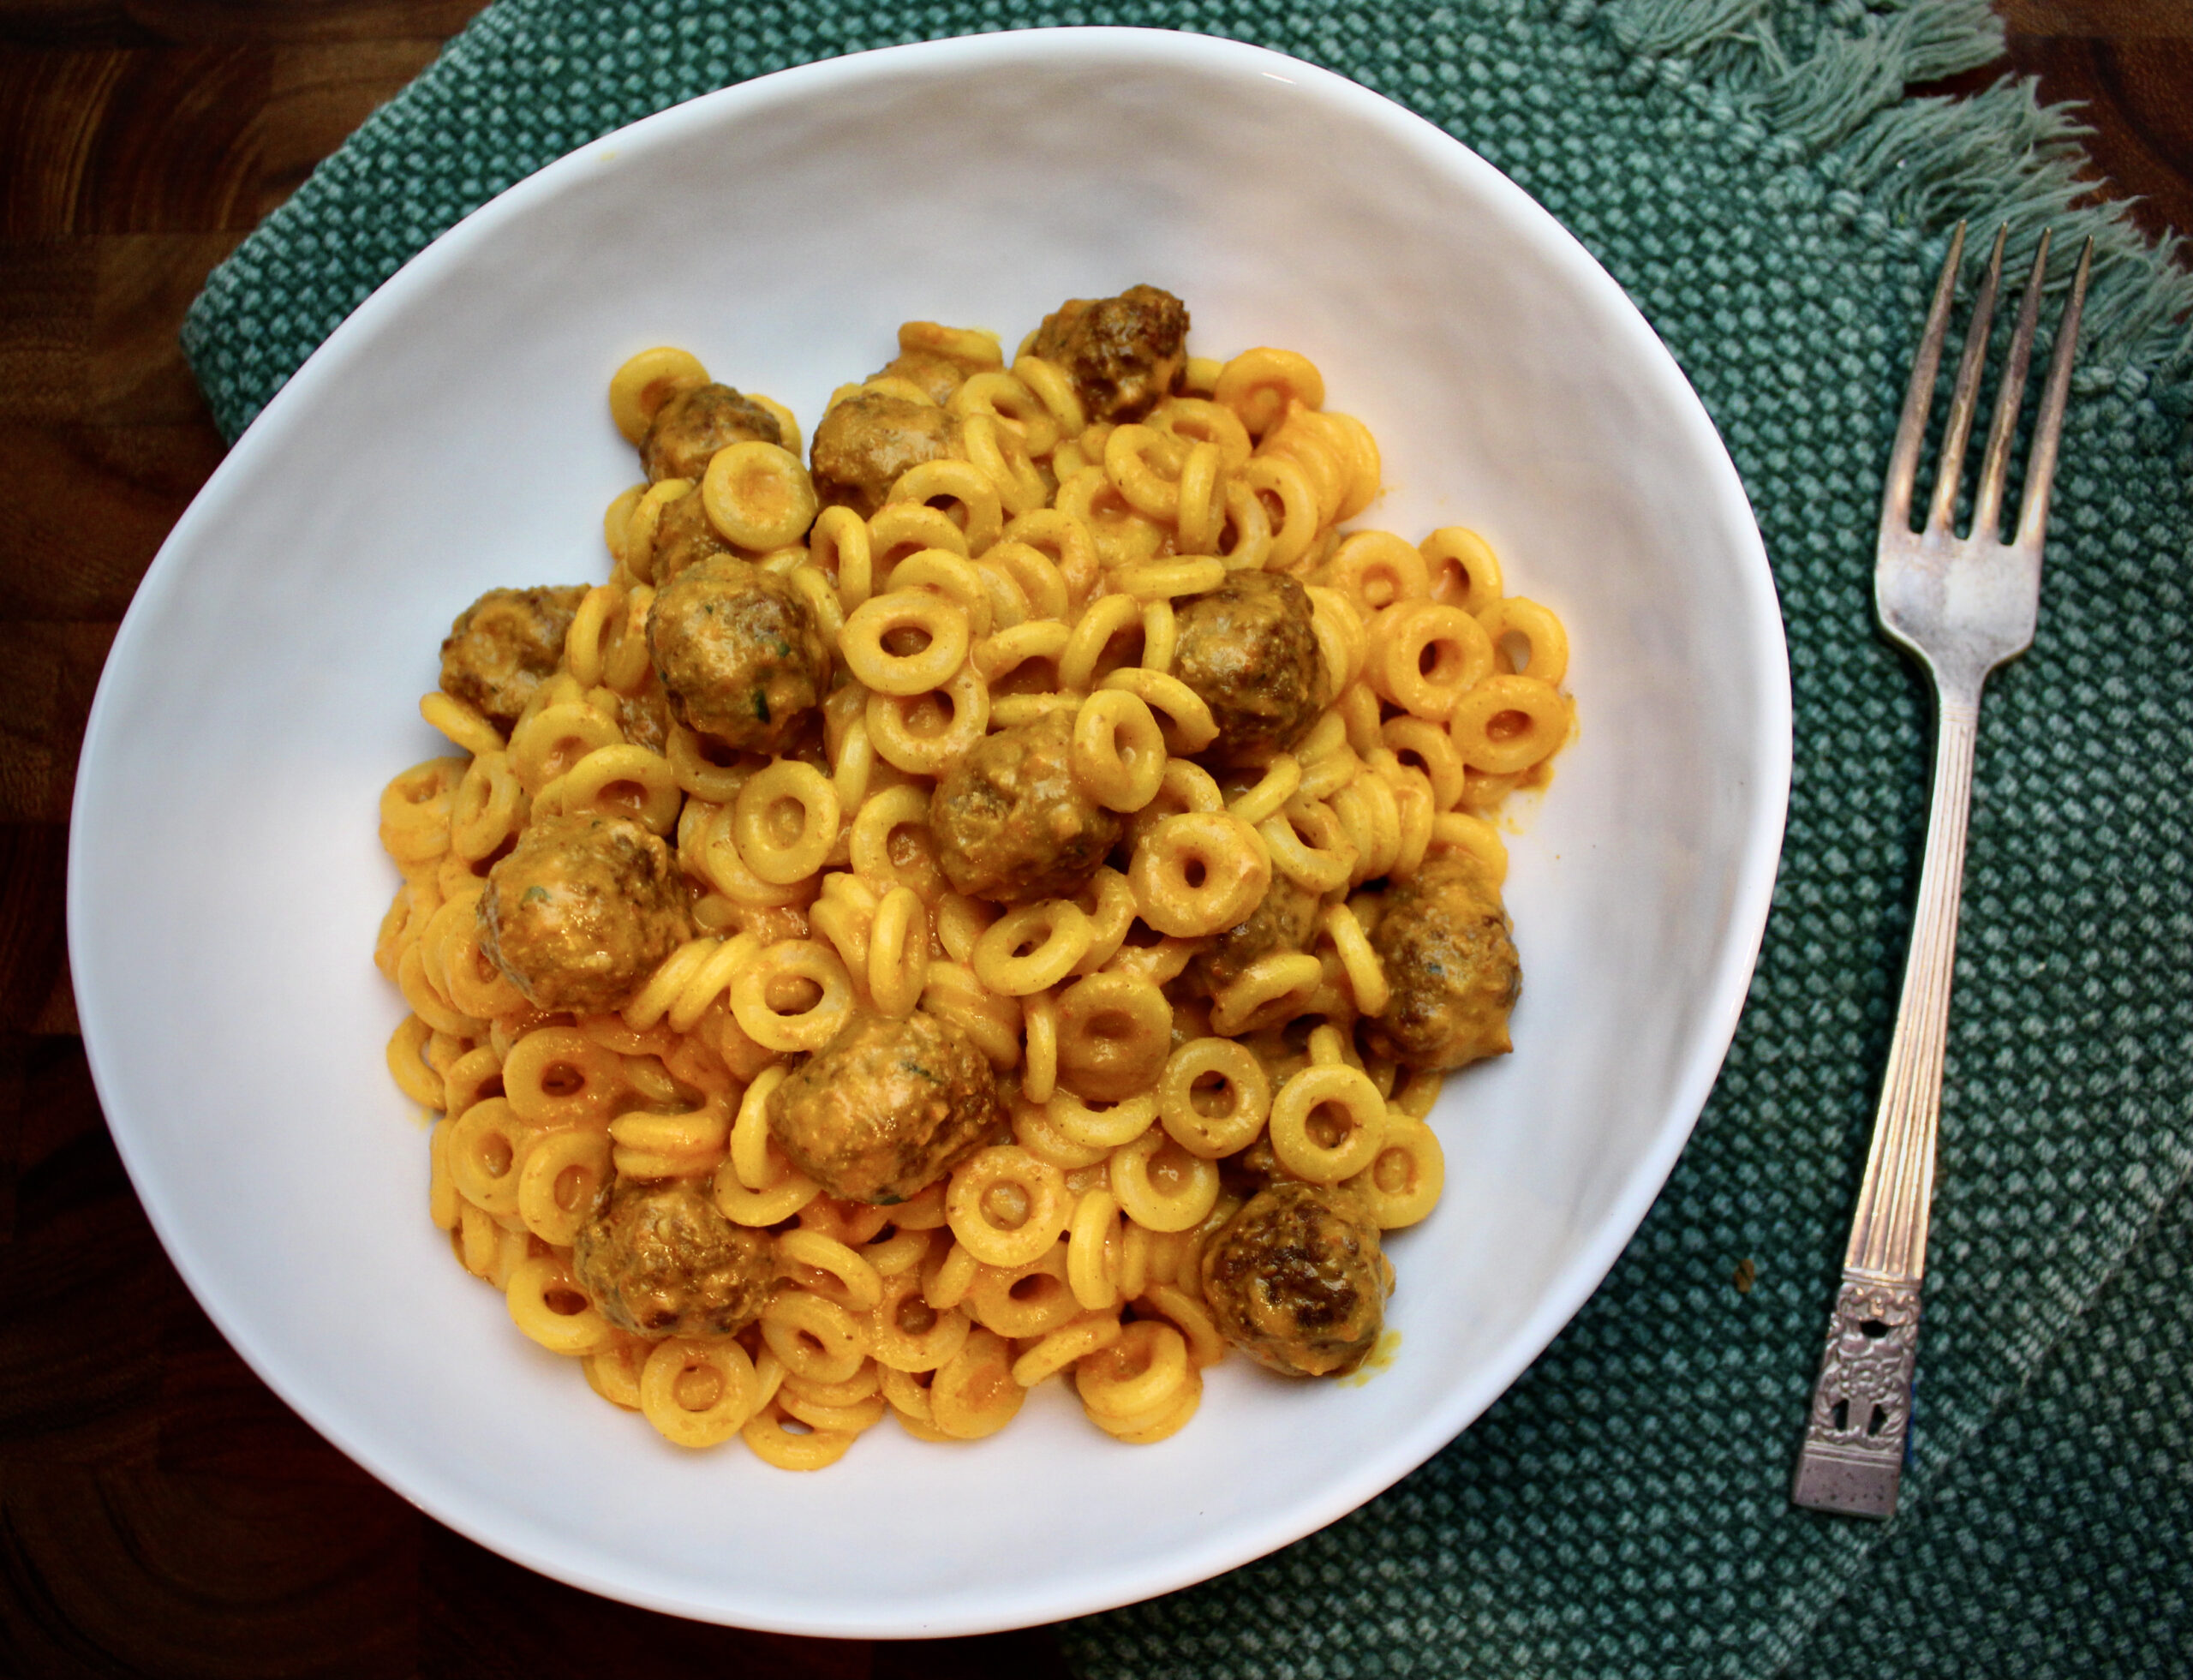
[70,27,1788,1637]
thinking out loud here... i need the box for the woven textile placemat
[182,1,2193,1673]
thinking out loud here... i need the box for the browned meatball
[768,1010,1003,1205]
[478,813,690,1012]
[572,1178,777,1339]
[438,585,587,731]
[1199,874,1323,992]
[648,484,732,584]
[1172,571,1325,768]
[808,390,963,517]
[616,677,672,755]
[930,711,1122,906]
[1201,1181,1389,1377]
[1029,284,1189,423]
[875,349,965,405]
[640,383,786,483]
[1362,852,1519,1071]
[647,555,832,754]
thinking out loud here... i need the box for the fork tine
[1926,224,2008,536]
[1969,230,2050,543]
[1881,222,1966,538]
[2015,236,2094,552]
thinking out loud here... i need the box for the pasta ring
[889,457,1003,554]
[1369,601,1495,720]
[501,1025,622,1126]
[946,1145,1071,1270]
[866,886,930,1018]
[927,1325,1025,1440]
[732,759,841,885]
[1209,951,1325,1037]
[1347,1113,1446,1229]
[760,1291,868,1385]
[779,1228,885,1313]
[1258,799,1359,894]
[1478,595,1571,685]
[607,345,708,445]
[702,439,818,551]
[971,900,1095,996]
[863,666,989,777]
[517,1128,612,1247]
[445,1096,530,1217]
[1156,1037,1270,1158]
[505,1253,614,1357]
[1420,525,1503,612]
[1053,972,1174,1106]
[865,1270,973,1374]
[1324,529,1428,616]
[1447,674,1571,773]
[1431,810,1509,886]
[846,782,940,900]
[1128,811,1270,937]
[729,939,854,1053]
[810,504,874,610]
[1074,1319,1192,1421]
[555,743,682,833]
[1268,1062,1389,1184]
[964,1244,1081,1340]
[1045,1087,1161,1151]
[1010,1314,1125,1389]
[641,1336,760,1448]
[1098,667,1219,753]
[1071,690,1167,814]
[1058,592,1143,693]
[1214,347,1325,439]
[1108,1127,1220,1235]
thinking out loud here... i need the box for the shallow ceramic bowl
[70,27,1789,1637]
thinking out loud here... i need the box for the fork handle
[1792,685,1980,1516]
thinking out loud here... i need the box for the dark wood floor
[1,1,2186,1673]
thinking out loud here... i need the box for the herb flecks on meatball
[1030,284,1189,424]
[768,1010,1004,1205]
[572,1179,777,1339]
[1201,1181,1389,1378]
[479,813,690,1013]
[808,390,964,519]
[647,555,832,754]
[640,382,786,483]
[931,711,1122,906]
[1172,571,1325,768]
[438,585,587,731]
[1363,852,1520,1071]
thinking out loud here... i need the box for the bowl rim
[69,24,1792,1635]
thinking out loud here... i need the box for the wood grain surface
[1,3,2186,1674]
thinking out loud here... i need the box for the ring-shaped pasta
[1071,690,1167,814]
[640,1336,760,1449]
[866,1270,974,1373]
[741,1399,858,1469]
[731,1062,789,1191]
[1011,1314,1125,1389]
[1065,865,1138,976]
[1212,475,1275,572]
[601,485,645,572]
[600,584,655,693]
[1257,799,1358,894]
[1321,900,1392,1016]
[867,886,930,1018]
[556,743,682,833]
[889,458,1003,554]
[946,1145,1070,1270]
[974,620,1070,690]
[730,939,854,1053]
[840,590,973,697]
[1054,465,1167,568]
[863,666,989,777]
[1075,1318,1192,1421]
[960,411,1049,516]
[927,1325,1025,1440]
[610,1099,731,1181]
[1150,394,1252,469]
[921,962,1024,1069]
[565,583,622,689]
[1066,1187,1122,1311]
[380,756,462,850]
[451,750,528,861]
[1137,1282,1229,1370]
[949,369,1061,457]
[608,345,708,445]
[846,781,937,898]
[1348,1113,1446,1229]
[1478,595,1570,685]
[760,1290,869,1384]
[1108,1127,1221,1234]
[1174,442,1227,554]
[779,1228,886,1313]
[1209,951,1326,1037]
[1214,347,1325,439]
[964,1244,1081,1340]
[1057,592,1142,694]
[702,440,818,551]
[509,702,622,796]
[1139,599,1177,676]
[776,1383,887,1437]
[1324,529,1429,616]
[697,802,813,908]
[502,1025,623,1126]
[1046,1087,1161,1151]
[1239,454,1322,572]
[1128,811,1270,937]
[1102,424,1188,521]
[1013,1090,1108,1171]
[981,540,1071,624]
[1108,557,1226,602]
[1256,404,1348,526]
[1431,810,1509,886]
[1053,972,1174,1105]
[420,691,504,759]
[713,1151,822,1227]
[505,1253,615,1356]
[1012,351,1088,438]
[1369,601,1495,720]
[999,506,1099,611]
[732,759,841,885]
[664,723,752,805]
[886,548,993,639]
[1156,1037,1271,1158]
[1098,667,1219,754]
[1332,771,1401,885]
[445,1096,530,1217]
[1448,673,1572,774]
[1269,1062,1389,1184]
[899,319,1003,369]
[1381,715,1467,810]
[616,479,691,584]
[386,1015,444,1109]
[1226,753,1302,827]
[1421,525,1504,612]
[971,900,1094,996]
[810,504,874,609]
[517,1127,612,1247]
[439,908,526,1021]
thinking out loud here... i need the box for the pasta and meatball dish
[375,286,1575,1468]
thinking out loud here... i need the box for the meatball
[768,1010,1003,1205]
[809,390,963,517]
[438,585,587,731]
[1029,284,1189,423]
[930,711,1122,906]
[1201,1181,1389,1377]
[478,813,690,1013]
[875,349,965,405]
[647,555,832,754]
[1362,852,1520,1071]
[615,678,672,755]
[1199,874,1323,992]
[648,484,732,585]
[1172,571,1325,768]
[573,1178,777,1339]
[640,382,786,483]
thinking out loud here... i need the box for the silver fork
[1790,224,2093,1520]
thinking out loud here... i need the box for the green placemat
[181,2,2193,1673]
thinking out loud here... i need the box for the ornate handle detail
[1791,1276,1922,1517]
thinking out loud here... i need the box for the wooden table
[1,3,2184,1673]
